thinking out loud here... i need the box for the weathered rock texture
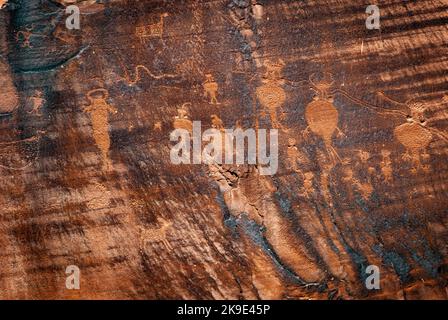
[0,0,447,299]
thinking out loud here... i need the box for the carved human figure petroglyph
[286,138,303,173]
[173,103,193,132]
[357,150,375,175]
[135,13,169,44]
[376,92,448,170]
[154,121,162,131]
[380,149,393,182]
[256,59,287,130]
[341,159,373,199]
[140,217,173,251]
[28,90,45,116]
[304,73,344,165]
[16,25,37,48]
[83,89,117,171]
[303,172,314,193]
[203,74,220,105]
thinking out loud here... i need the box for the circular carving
[256,84,286,110]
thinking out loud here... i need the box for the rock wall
[0,0,447,299]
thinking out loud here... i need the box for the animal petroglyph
[304,74,343,164]
[140,217,173,251]
[203,74,220,105]
[83,89,117,171]
[120,65,177,86]
[256,59,287,130]
[135,13,169,44]
[173,103,193,132]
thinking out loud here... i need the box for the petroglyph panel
[0,0,447,300]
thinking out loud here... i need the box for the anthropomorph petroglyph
[135,13,169,44]
[16,25,41,48]
[304,73,344,164]
[341,158,373,200]
[203,74,220,105]
[377,92,448,170]
[83,89,117,171]
[286,138,309,173]
[140,217,173,251]
[380,149,393,182]
[27,90,45,116]
[357,150,376,175]
[173,103,193,132]
[256,59,287,130]
[154,121,162,131]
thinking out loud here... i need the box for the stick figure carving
[203,74,220,105]
[83,89,117,171]
[154,121,162,131]
[140,217,173,251]
[211,114,224,130]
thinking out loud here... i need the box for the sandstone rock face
[0,60,19,113]
[0,0,447,300]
